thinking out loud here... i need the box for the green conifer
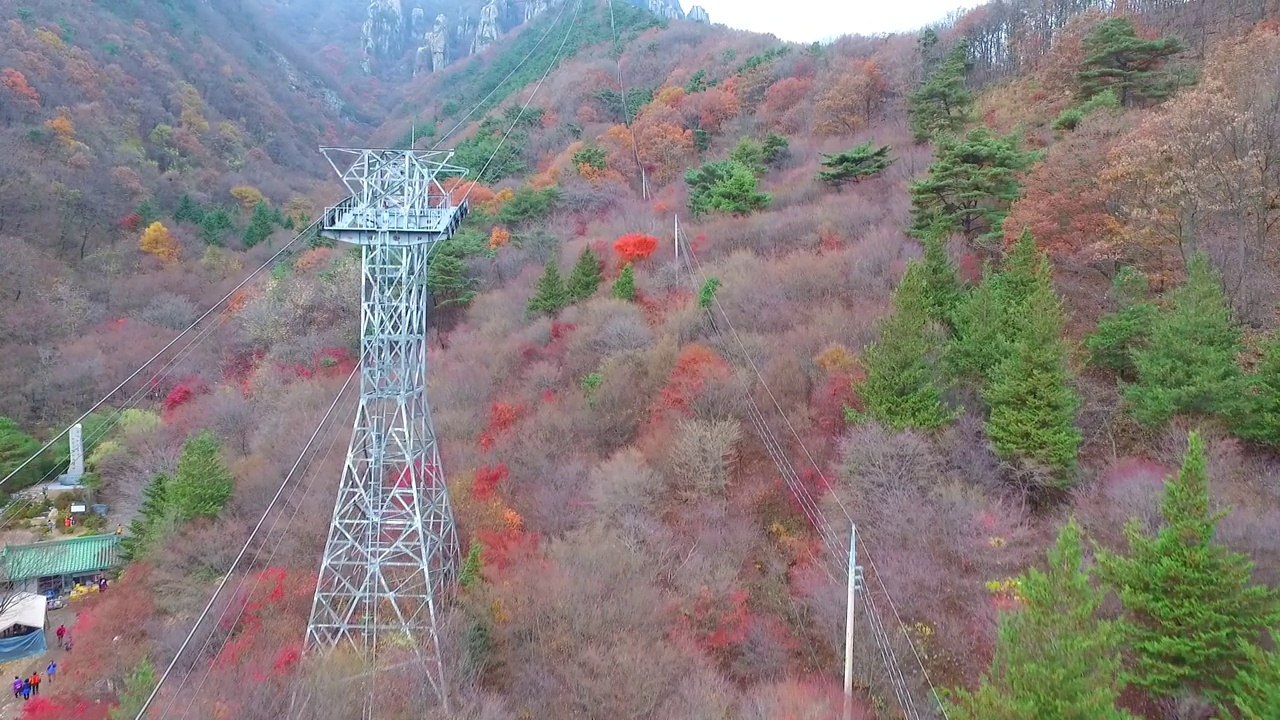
[856,261,956,430]
[565,247,603,303]
[527,257,568,316]
[1078,17,1184,106]
[612,263,637,302]
[243,200,275,248]
[1227,638,1280,720]
[121,471,171,561]
[917,232,963,329]
[949,519,1135,720]
[908,128,1036,242]
[816,141,894,190]
[948,230,1041,382]
[173,194,205,224]
[170,431,234,520]
[1086,267,1157,377]
[983,256,1082,481]
[1124,253,1245,427]
[908,39,974,142]
[1097,432,1277,701]
[1232,338,1280,448]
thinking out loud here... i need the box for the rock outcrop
[361,0,405,74]
[645,0,684,20]
[472,0,502,55]
[523,0,550,22]
[415,13,449,76]
[687,5,710,23]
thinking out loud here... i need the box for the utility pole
[673,214,680,266]
[844,522,864,720]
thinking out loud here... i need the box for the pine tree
[917,232,963,329]
[948,230,1041,382]
[1124,253,1245,427]
[856,261,956,430]
[527,257,568,316]
[612,263,637,302]
[983,255,1082,481]
[908,39,974,142]
[1227,638,1280,720]
[1096,432,1277,701]
[1232,338,1280,448]
[949,519,1135,720]
[121,471,171,562]
[908,128,1036,242]
[108,658,156,720]
[173,193,205,224]
[565,247,603,303]
[243,200,275,248]
[169,431,234,521]
[1086,267,1157,377]
[198,207,233,246]
[698,277,720,310]
[1078,17,1184,106]
[458,542,484,589]
[685,160,771,217]
[816,141,894,190]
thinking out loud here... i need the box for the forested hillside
[2,0,1280,718]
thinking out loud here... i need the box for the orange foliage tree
[634,117,695,186]
[490,226,511,249]
[614,233,659,263]
[0,68,40,108]
[815,60,887,136]
[230,185,265,211]
[682,86,740,134]
[139,221,180,265]
[44,110,75,144]
[761,76,812,128]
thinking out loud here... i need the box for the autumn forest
[1,0,1280,718]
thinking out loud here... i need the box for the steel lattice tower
[306,148,468,707]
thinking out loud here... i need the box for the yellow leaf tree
[139,221,180,265]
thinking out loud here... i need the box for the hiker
[29,673,39,696]
[55,624,65,644]
[115,524,123,535]
[46,662,56,684]
[98,577,107,592]
[21,677,30,700]
[12,677,20,699]
[63,636,72,652]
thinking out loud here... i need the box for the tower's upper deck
[319,147,470,246]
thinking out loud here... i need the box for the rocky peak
[522,0,550,21]
[644,0,684,20]
[415,13,450,76]
[472,0,502,55]
[361,0,406,74]
[687,5,709,23]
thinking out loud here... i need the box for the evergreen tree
[1086,267,1157,377]
[1232,338,1280,448]
[1096,432,1277,702]
[685,160,771,217]
[917,232,963,329]
[173,194,205,224]
[243,200,275,248]
[949,519,1135,720]
[612,263,637,301]
[816,141,894,190]
[729,137,767,176]
[1227,638,1280,720]
[698,277,720,310]
[169,431,234,520]
[108,658,156,720]
[1124,253,1245,427]
[427,234,479,308]
[0,417,45,490]
[983,255,1082,481]
[948,230,1041,382]
[855,261,956,430]
[908,39,974,142]
[761,133,789,165]
[565,247,603,303]
[527,257,567,316]
[908,128,1036,242]
[121,471,171,562]
[458,542,484,589]
[1078,17,1184,106]
[198,207,233,246]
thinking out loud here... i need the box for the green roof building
[1,534,122,595]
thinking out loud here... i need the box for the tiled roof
[2,534,121,582]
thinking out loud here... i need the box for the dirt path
[0,606,80,718]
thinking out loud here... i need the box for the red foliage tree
[472,463,509,499]
[613,233,659,263]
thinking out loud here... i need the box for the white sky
[688,0,985,42]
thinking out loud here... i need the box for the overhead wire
[0,219,322,492]
[132,365,359,720]
[676,222,947,719]
[605,0,649,199]
[167,379,359,720]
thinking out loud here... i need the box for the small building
[1,534,122,596]
[0,592,47,661]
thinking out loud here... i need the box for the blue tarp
[0,630,46,662]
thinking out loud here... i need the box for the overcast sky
[688,0,984,42]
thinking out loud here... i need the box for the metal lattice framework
[307,148,469,708]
